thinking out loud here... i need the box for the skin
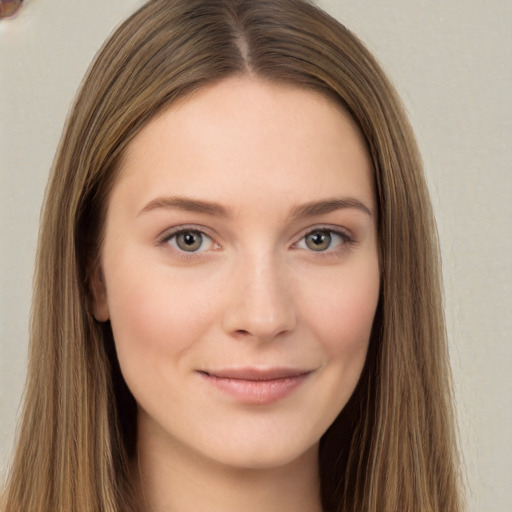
[93,76,380,512]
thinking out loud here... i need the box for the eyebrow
[139,195,373,218]
[139,196,232,217]
[291,198,373,218]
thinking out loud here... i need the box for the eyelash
[292,227,354,255]
[158,225,218,260]
[158,225,354,259]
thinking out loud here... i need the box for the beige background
[1,1,511,510]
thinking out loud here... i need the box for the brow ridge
[139,195,372,219]
[291,198,373,218]
[139,196,232,217]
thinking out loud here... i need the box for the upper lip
[199,367,313,381]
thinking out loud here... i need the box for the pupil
[184,233,196,245]
[306,231,331,251]
[177,231,202,251]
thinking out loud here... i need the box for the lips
[198,367,313,404]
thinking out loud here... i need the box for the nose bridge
[222,248,296,341]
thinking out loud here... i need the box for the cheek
[288,261,379,437]
[306,262,380,358]
[300,258,379,419]
[104,258,218,380]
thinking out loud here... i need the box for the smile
[197,368,313,405]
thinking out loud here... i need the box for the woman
[1,0,463,511]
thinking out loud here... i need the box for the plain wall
[1,1,511,510]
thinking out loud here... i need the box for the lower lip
[199,372,310,405]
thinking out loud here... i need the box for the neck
[134,422,323,512]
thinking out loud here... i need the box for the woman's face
[93,77,380,470]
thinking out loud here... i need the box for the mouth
[197,367,313,404]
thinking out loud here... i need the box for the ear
[90,266,110,322]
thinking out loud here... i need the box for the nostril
[0,0,24,19]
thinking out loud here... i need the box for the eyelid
[292,225,354,252]
[155,223,355,258]
[158,224,216,242]
[157,224,220,255]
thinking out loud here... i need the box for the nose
[222,253,297,342]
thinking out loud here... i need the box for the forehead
[113,76,374,215]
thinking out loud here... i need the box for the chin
[205,438,320,472]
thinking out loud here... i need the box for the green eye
[304,230,332,251]
[162,228,216,255]
[162,229,212,252]
[175,231,204,252]
[298,228,352,253]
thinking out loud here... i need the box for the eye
[164,229,215,253]
[297,229,351,252]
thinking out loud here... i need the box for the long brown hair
[1,1,463,510]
